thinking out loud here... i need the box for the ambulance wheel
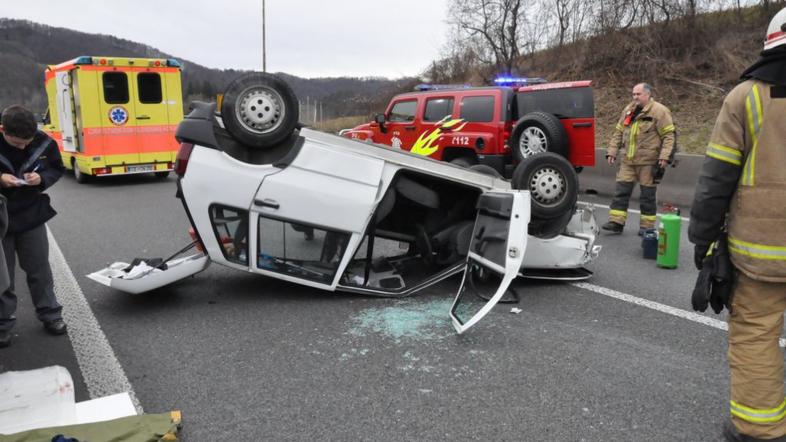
[512,152,577,221]
[510,112,568,161]
[72,161,88,184]
[221,72,299,149]
[155,171,170,179]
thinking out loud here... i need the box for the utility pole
[262,0,267,72]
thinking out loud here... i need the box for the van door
[250,142,385,289]
[54,71,78,153]
[450,190,528,334]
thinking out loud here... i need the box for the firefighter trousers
[728,271,786,439]
[608,163,657,229]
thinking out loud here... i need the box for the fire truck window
[423,98,454,122]
[460,96,495,122]
[515,88,594,119]
[388,100,417,122]
[138,73,163,104]
[103,72,129,104]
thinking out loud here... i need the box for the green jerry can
[657,213,681,268]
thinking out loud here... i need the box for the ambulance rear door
[98,70,140,168]
[130,68,176,169]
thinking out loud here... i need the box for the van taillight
[175,142,194,177]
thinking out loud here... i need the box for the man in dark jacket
[0,105,66,348]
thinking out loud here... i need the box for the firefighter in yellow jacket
[689,7,786,441]
[603,83,675,234]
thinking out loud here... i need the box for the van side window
[209,205,248,265]
[388,100,417,122]
[460,96,495,122]
[103,72,129,104]
[138,73,163,104]
[423,98,454,122]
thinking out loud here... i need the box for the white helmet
[764,7,786,51]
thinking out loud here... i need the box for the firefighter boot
[601,221,624,233]
[724,420,786,442]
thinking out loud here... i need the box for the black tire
[221,72,299,149]
[510,112,568,161]
[155,171,170,179]
[469,164,503,178]
[512,152,578,221]
[449,157,475,168]
[73,160,88,184]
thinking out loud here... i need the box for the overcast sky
[3,0,450,79]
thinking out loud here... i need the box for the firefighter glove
[694,244,710,270]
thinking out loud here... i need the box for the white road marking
[572,281,786,348]
[581,201,690,223]
[47,227,143,413]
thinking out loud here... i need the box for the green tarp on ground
[0,411,181,442]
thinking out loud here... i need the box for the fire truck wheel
[469,164,503,178]
[73,160,88,184]
[449,157,475,168]
[510,112,568,161]
[221,73,299,149]
[512,152,577,221]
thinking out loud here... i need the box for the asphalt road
[2,172,751,441]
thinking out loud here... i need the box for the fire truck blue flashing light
[494,77,547,86]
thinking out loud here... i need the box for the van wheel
[510,112,568,161]
[155,171,170,179]
[221,72,299,149]
[512,152,577,222]
[73,161,88,184]
[527,208,574,239]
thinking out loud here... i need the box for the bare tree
[448,0,525,74]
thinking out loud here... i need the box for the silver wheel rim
[235,86,285,134]
[73,163,82,180]
[518,126,548,158]
[529,166,566,206]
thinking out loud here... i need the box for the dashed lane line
[47,226,143,413]
[572,281,786,348]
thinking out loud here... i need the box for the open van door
[450,191,528,334]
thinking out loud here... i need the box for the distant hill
[0,18,416,121]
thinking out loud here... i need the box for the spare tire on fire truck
[510,111,568,161]
[221,72,299,149]
[512,152,578,236]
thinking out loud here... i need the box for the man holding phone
[0,105,66,348]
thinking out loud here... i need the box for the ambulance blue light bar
[74,56,93,65]
[166,59,182,67]
[414,84,471,91]
[494,77,547,86]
